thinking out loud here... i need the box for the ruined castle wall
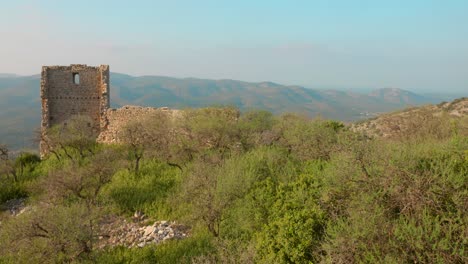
[98,106,179,144]
[40,64,109,155]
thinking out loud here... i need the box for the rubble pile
[98,217,190,249]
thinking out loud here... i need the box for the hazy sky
[0,0,467,92]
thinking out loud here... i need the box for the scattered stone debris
[0,198,28,216]
[98,216,190,249]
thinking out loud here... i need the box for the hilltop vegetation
[0,73,447,150]
[353,97,468,139]
[0,101,467,263]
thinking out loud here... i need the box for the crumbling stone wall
[40,64,110,156]
[40,64,186,157]
[97,106,179,144]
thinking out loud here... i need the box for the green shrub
[102,159,181,219]
[255,173,326,264]
[0,181,27,203]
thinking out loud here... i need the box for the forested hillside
[0,100,467,263]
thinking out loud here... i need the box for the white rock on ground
[98,217,190,249]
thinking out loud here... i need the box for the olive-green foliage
[41,115,100,163]
[273,114,344,161]
[183,147,297,238]
[40,149,122,204]
[321,138,468,263]
[102,159,182,219]
[0,181,25,203]
[0,152,40,203]
[237,110,275,149]
[0,147,122,263]
[1,202,99,264]
[118,112,173,173]
[175,106,241,159]
[14,152,41,176]
[255,172,326,264]
[93,231,214,264]
[1,106,466,263]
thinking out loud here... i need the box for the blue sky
[0,0,467,92]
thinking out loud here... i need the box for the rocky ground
[0,199,190,249]
[0,198,28,217]
[97,216,190,249]
[351,97,468,138]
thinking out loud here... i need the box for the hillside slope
[352,97,468,138]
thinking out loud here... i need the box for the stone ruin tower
[40,64,110,156]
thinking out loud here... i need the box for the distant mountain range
[109,73,458,121]
[0,72,463,150]
[0,73,19,78]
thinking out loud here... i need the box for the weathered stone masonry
[40,64,110,155]
[40,64,177,156]
[97,106,178,144]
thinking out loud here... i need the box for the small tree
[0,144,14,180]
[173,107,241,163]
[0,144,20,183]
[0,144,8,160]
[238,110,276,150]
[42,148,122,205]
[14,152,41,180]
[41,115,98,161]
[1,202,99,263]
[63,115,99,157]
[273,114,343,161]
[119,119,152,173]
[144,111,181,169]
[183,160,222,236]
